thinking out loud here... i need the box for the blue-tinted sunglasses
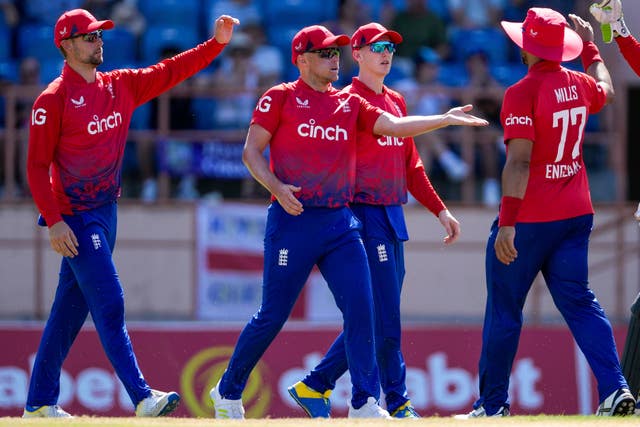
[367,41,396,54]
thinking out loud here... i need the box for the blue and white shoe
[135,389,180,417]
[22,405,72,418]
[454,405,509,419]
[287,381,331,418]
[596,388,635,416]
[391,401,420,418]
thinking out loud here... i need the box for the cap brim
[319,34,350,48]
[501,20,582,62]
[87,19,115,32]
[369,30,403,44]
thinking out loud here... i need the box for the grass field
[3,416,640,426]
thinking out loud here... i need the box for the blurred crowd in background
[0,0,611,205]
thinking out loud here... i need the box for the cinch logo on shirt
[377,135,403,147]
[87,110,123,135]
[297,119,348,141]
[505,114,533,127]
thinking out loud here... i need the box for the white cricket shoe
[135,389,181,417]
[210,381,245,419]
[454,405,509,419]
[596,388,635,416]
[22,405,72,418]
[348,396,392,419]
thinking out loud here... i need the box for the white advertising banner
[196,201,342,321]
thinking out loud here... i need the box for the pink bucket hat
[501,7,583,62]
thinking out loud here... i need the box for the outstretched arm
[373,104,488,138]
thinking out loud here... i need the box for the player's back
[501,61,606,223]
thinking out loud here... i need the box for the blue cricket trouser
[475,214,628,415]
[219,202,379,408]
[26,202,151,408]
[303,204,409,412]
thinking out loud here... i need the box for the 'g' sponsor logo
[505,114,533,127]
[257,96,272,113]
[180,346,271,417]
[31,108,47,125]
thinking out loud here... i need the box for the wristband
[581,41,603,71]
[498,196,522,227]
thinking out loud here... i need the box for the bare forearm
[501,159,529,198]
[374,113,445,137]
[587,61,615,102]
[242,148,281,195]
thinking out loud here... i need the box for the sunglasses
[69,30,103,43]
[367,41,396,54]
[308,47,341,59]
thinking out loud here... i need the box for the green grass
[3,416,640,426]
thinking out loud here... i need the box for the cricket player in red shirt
[455,7,636,418]
[24,9,238,418]
[209,24,487,419]
[591,1,640,409]
[287,22,461,419]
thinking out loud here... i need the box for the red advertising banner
[0,324,624,417]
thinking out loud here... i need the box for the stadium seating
[262,0,337,29]
[38,58,64,83]
[449,27,509,64]
[137,0,200,27]
[102,28,137,64]
[0,26,10,61]
[17,24,60,63]
[0,59,18,83]
[140,25,200,63]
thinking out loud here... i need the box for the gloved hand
[589,0,630,43]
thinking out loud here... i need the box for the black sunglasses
[69,30,103,43]
[307,47,341,59]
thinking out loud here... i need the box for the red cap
[501,7,582,62]
[351,22,402,50]
[291,25,350,65]
[54,9,114,48]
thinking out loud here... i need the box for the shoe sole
[158,394,181,416]
[287,387,328,418]
[612,397,636,416]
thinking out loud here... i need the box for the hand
[589,0,629,43]
[273,183,304,216]
[438,209,460,245]
[213,15,240,44]
[48,221,79,258]
[494,226,517,265]
[634,202,640,222]
[568,14,595,43]
[443,105,489,127]
[590,0,622,24]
